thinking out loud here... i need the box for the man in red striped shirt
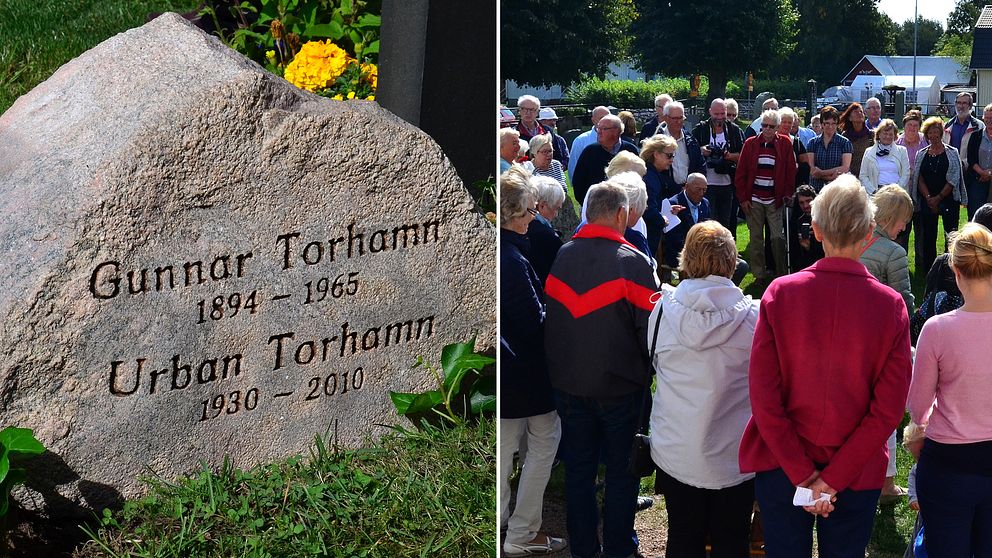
[544,180,659,558]
[736,109,797,280]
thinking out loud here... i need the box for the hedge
[564,77,811,109]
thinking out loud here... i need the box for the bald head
[709,98,726,124]
[591,106,610,125]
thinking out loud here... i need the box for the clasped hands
[799,470,837,517]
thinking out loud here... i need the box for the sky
[876,0,957,27]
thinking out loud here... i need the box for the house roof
[971,6,992,69]
[859,55,969,86]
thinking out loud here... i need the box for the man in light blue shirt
[567,106,611,179]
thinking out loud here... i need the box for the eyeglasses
[538,148,553,155]
[519,107,538,113]
[761,123,776,129]
[597,125,619,131]
[661,152,675,159]
[527,207,538,216]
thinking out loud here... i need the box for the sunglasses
[527,207,538,216]
[661,152,675,159]
[761,123,776,129]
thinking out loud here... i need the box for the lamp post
[808,79,817,125]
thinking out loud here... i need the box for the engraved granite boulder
[0,13,494,514]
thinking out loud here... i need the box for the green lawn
[0,0,199,114]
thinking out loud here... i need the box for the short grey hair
[599,114,624,134]
[499,165,536,226]
[528,133,553,157]
[664,101,685,117]
[517,139,530,158]
[724,98,739,113]
[761,109,782,127]
[532,175,566,208]
[864,97,881,109]
[686,172,707,187]
[811,174,875,248]
[586,181,629,223]
[777,107,797,123]
[654,93,673,107]
[605,150,646,178]
[811,115,821,125]
[499,127,519,145]
[762,97,779,110]
[517,94,540,108]
[610,171,648,215]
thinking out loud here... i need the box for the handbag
[628,296,665,478]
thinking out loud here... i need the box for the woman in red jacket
[739,174,913,557]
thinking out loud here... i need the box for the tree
[947,0,985,35]
[894,17,944,57]
[630,0,797,100]
[501,0,637,87]
[933,33,974,70]
[785,0,896,85]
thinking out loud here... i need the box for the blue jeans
[555,389,642,558]
[966,176,991,221]
[755,468,880,558]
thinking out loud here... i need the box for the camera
[798,214,813,240]
[705,143,733,174]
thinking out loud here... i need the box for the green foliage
[893,16,944,57]
[472,176,497,217]
[631,0,797,99]
[933,32,974,69]
[947,0,985,35]
[78,421,496,558]
[0,0,201,115]
[390,338,495,428]
[0,427,46,517]
[501,0,636,87]
[566,77,711,108]
[784,0,897,85]
[199,0,381,72]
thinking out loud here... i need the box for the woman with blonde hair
[860,184,915,505]
[649,220,759,557]
[912,117,967,278]
[641,134,679,257]
[740,175,912,556]
[909,222,992,556]
[859,119,910,196]
[619,110,638,142]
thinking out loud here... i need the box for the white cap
[538,107,559,120]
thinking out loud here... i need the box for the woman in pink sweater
[909,221,992,557]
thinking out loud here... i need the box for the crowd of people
[499,91,992,558]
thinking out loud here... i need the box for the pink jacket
[738,257,912,492]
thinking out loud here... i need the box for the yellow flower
[361,62,378,90]
[284,40,355,92]
[347,91,356,99]
[366,95,375,101]
[332,94,344,100]
[265,50,276,62]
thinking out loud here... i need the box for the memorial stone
[0,13,495,514]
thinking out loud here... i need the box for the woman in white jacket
[647,220,759,558]
[860,119,910,196]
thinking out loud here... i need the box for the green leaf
[356,14,381,27]
[0,469,27,518]
[440,338,476,377]
[0,446,8,486]
[363,40,379,55]
[348,29,363,47]
[389,391,443,416]
[0,427,45,456]
[469,376,496,415]
[303,22,343,39]
[341,0,354,15]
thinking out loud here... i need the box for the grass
[0,0,199,114]
[77,421,496,558]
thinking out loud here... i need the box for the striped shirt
[752,142,776,204]
[523,160,568,193]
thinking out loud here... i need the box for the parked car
[499,106,517,128]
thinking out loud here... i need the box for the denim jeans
[755,468,880,558]
[554,389,642,558]
[966,176,991,221]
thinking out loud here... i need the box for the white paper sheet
[662,198,681,233]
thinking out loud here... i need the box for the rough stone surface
[0,13,494,516]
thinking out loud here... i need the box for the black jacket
[571,140,639,204]
[544,224,657,399]
[500,229,555,418]
[691,119,745,178]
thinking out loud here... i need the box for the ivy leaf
[469,376,496,414]
[0,428,44,456]
[389,391,443,416]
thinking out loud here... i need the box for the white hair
[761,109,782,127]
[528,134,553,157]
[664,101,685,117]
[811,174,875,248]
[865,97,881,108]
[586,181,629,223]
[531,175,566,207]
[609,171,648,214]
[777,106,797,123]
[517,139,530,158]
[655,93,673,106]
[724,98,739,112]
[762,97,779,109]
[517,95,540,108]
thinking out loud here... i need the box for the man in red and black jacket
[544,180,658,558]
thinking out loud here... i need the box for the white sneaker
[503,534,568,556]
